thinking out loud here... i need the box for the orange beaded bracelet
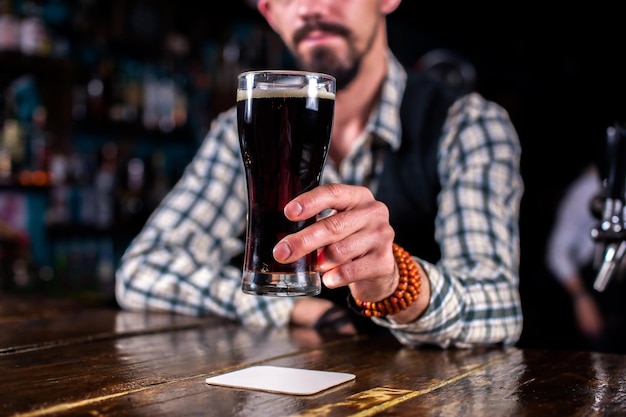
[350,243,421,317]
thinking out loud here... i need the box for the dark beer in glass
[237,70,335,296]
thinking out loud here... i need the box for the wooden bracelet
[352,243,421,317]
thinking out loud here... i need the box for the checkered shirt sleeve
[373,93,524,348]
[115,107,295,327]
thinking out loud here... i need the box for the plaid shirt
[116,52,524,348]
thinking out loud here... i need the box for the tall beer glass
[236,70,335,296]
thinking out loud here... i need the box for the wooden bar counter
[1,294,625,416]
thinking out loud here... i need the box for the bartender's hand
[563,275,605,340]
[291,298,356,335]
[273,184,430,324]
[573,293,605,339]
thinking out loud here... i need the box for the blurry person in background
[546,164,606,350]
[115,0,524,349]
[546,163,626,353]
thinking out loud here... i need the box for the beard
[297,47,360,92]
[291,21,366,92]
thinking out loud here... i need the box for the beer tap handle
[593,123,626,292]
[594,241,626,291]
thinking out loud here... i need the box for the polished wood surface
[1,294,626,417]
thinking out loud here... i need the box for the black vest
[376,71,462,262]
[321,71,463,333]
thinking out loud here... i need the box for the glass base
[242,271,321,296]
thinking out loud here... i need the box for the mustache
[292,21,351,45]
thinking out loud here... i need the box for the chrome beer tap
[591,123,626,292]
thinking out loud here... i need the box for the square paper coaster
[205,365,355,395]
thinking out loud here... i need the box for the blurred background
[1,0,625,352]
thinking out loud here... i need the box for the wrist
[348,243,422,318]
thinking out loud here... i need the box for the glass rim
[237,69,335,82]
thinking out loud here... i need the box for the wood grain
[2,295,625,417]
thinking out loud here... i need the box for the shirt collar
[365,50,407,151]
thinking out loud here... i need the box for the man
[546,163,626,353]
[116,0,524,348]
[546,164,605,347]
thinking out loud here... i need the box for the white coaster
[205,365,356,395]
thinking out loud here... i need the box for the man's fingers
[284,184,374,220]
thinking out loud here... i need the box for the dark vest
[376,71,462,262]
[320,71,463,333]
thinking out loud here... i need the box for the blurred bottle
[146,149,170,212]
[0,0,21,52]
[93,142,117,229]
[118,154,146,225]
